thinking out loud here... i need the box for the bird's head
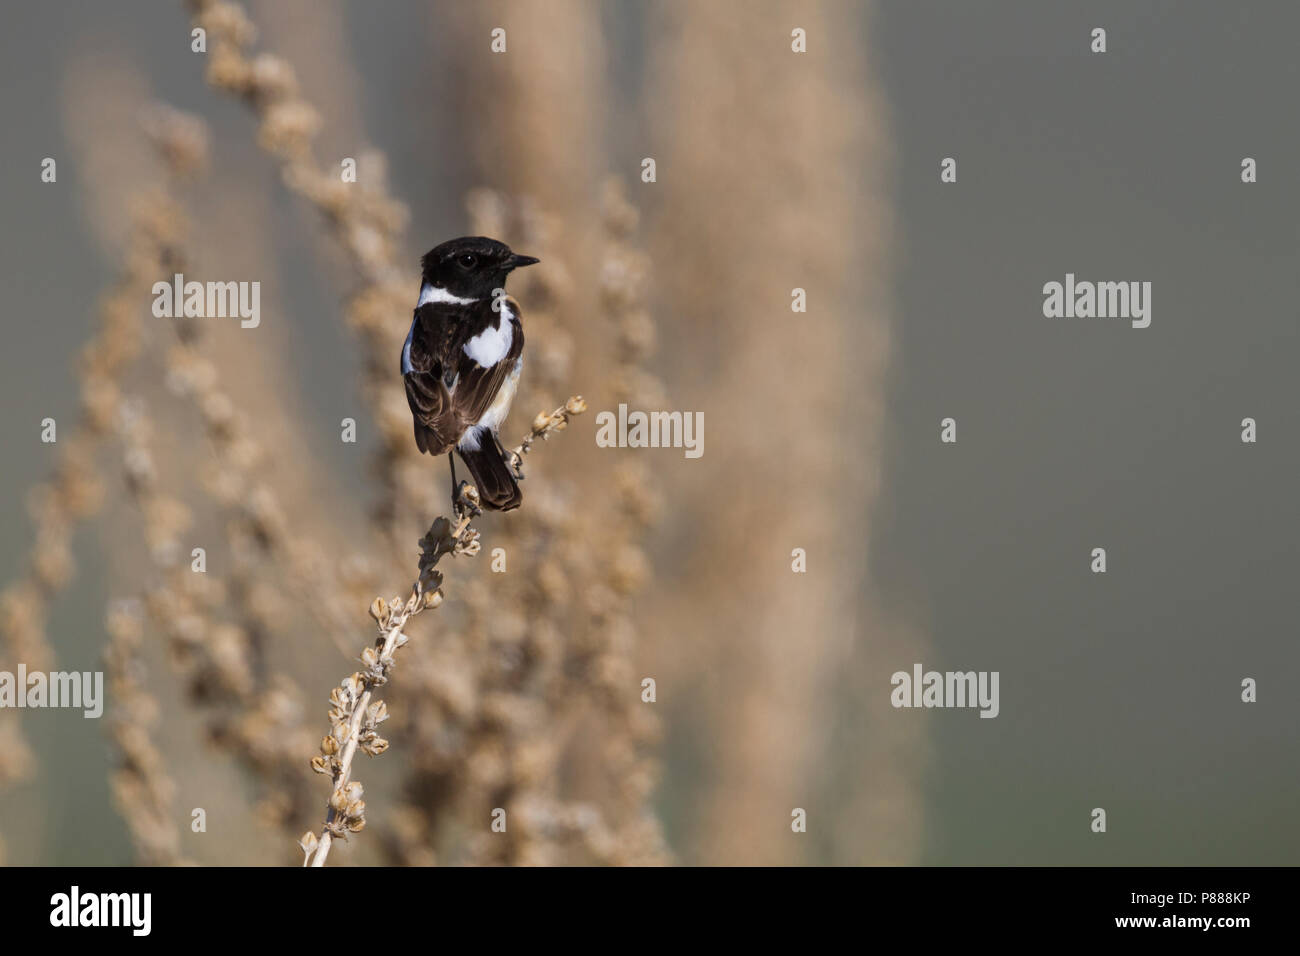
[419,236,539,301]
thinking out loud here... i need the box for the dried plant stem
[503,398,589,477]
[104,595,190,866]
[188,0,432,541]
[302,399,586,867]
[307,579,432,868]
[0,179,189,792]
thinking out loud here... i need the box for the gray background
[873,0,1299,864]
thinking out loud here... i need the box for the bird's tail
[457,442,522,511]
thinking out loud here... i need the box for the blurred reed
[640,0,922,864]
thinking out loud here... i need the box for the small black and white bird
[401,236,538,511]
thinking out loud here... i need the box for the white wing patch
[463,302,514,368]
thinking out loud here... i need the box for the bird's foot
[506,450,525,481]
[453,480,481,518]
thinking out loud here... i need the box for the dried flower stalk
[187,0,438,542]
[104,595,190,866]
[303,399,586,867]
[0,175,182,791]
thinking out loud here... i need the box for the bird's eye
[457,253,478,269]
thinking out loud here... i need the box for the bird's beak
[506,254,540,270]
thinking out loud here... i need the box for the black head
[419,236,539,301]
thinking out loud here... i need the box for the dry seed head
[200,2,256,44]
[293,390,588,864]
[249,53,297,100]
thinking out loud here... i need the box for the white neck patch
[417,282,478,307]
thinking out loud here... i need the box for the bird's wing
[402,304,461,453]
[446,299,525,430]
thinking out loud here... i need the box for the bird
[401,236,539,511]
